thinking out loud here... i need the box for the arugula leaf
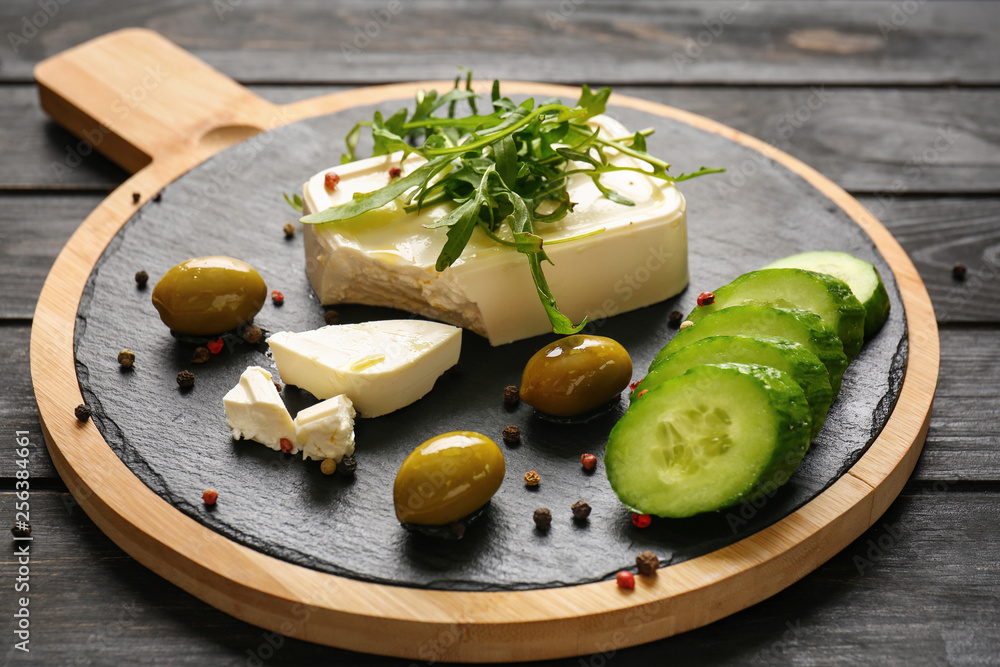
[342,121,369,163]
[575,84,612,120]
[630,131,647,153]
[433,199,478,270]
[494,134,517,188]
[283,192,303,212]
[556,146,635,205]
[458,66,477,115]
[371,110,412,157]
[298,73,722,336]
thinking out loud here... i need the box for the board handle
[35,28,282,173]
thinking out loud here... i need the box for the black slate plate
[75,97,906,592]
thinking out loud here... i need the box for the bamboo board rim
[31,78,939,662]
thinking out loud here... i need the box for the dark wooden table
[2,2,998,665]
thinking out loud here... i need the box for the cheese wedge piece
[294,394,356,462]
[268,319,461,418]
[223,366,297,452]
[302,115,688,346]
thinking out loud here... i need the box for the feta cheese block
[267,319,461,418]
[294,394,356,462]
[302,115,688,346]
[223,366,297,452]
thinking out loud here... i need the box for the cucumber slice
[651,305,848,395]
[640,335,832,438]
[688,268,866,357]
[606,363,812,518]
[762,251,890,339]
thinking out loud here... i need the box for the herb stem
[592,135,671,172]
[420,104,580,158]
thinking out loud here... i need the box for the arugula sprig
[298,77,722,335]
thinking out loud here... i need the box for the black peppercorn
[533,508,552,531]
[176,370,195,388]
[668,310,684,327]
[324,309,340,326]
[134,270,149,288]
[953,262,967,280]
[571,500,591,521]
[74,404,91,422]
[503,385,520,406]
[502,425,521,445]
[283,222,296,239]
[636,550,660,575]
[339,456,357,477]
[239,324,263,344]
[131,192,140,204]
[11,522,31,538]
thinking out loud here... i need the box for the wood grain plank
[0,324,55,481]
[0,487,996,665]
[3,84,999,193]
[858,195,1000,323]
[0,85,330,190]
[0,86,128,191]
[0,193,104,320]
[911,327,1000,482]
[623,86,1000,196]
[1,1,998,85]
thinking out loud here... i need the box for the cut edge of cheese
[293,394,356,462]
[223,366,297,453]
[267,319,462,418]
[303,228,487,337]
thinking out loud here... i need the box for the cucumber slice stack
[652,305,849,395]
[605,251,891,518]
[762,251,891,339]
[607,364,812,518]
[686,268,866,357]
[639,335,833,438]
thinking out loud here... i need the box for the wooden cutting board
[30,28,938,662]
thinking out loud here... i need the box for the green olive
[151,256,267,336]
[393,431,505,526]
[519,335,633,417]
